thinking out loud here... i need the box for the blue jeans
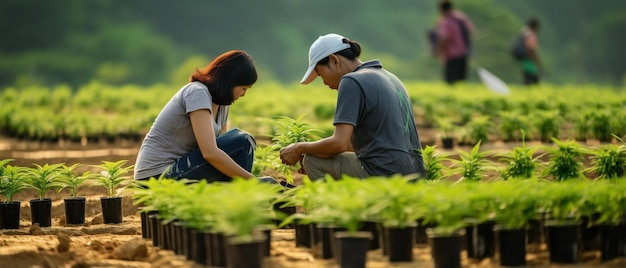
[165,128,256,182]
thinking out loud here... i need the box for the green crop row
[1,81,624,143]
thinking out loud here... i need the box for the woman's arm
[190,109,254,179]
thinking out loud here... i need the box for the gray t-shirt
[134,82,229,179]
[334,60,426,177]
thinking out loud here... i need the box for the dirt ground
[1,133,626,268]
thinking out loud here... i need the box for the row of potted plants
[0,159,133,229]
[132,177,284,268]
[280,175,626,267]
[434,108,626,147]
[130,171,626,267]
[423,137,626,182]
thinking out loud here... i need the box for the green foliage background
[0,0,624,87]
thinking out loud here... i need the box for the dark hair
[317,38,362,66]
[190,50,257,105]
[527,16,540,30]
[439,1,452,12]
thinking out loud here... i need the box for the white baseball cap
[300,33,351,84]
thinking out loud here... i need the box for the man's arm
[279,124,354,165]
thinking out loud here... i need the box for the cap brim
[300,65,317,85]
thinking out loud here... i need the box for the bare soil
[1,133,625,268]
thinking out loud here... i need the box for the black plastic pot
[173,221,185,255]
[0,203,3,229]
[359,221,380,250]
[149,214,160,247]
[415,218,437,244]
[314,224,336,259]
[599,222,626,262]
[63,197,86,225]
[580,214,601,251]
[160,220,172,250]
[190,228,208,265]
[496,226,527,267]
[428,228,465,268]
[210,231,227,267]
[184,225,195,261]
[335,231,372,268]
[0,201,21,229]
[273,202,296,228]
[527,212,548,248]
[465,220,496,259]
[386,225,416,262]
[260,228,272,257]
[141,210,158,239]
[295,222,313,248]
[545,220,582,264]
[100,196,123,224]
[226,235,266,268]
[30,198,52,227]
[442,137,454,149]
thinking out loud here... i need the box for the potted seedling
[540,181,586,264]
[269,114,322,183]
[92,160,134,224]
[578,180,626,261]
[166,180,221,264]
[278,177,323,249]
[499,111,530,142]
[435,117,456,149]
[499,133,542,179]
[421,183,472,268]
[463,183,498,260]
[589,111,613,142]
[24,163,64,227]
[584,144,626,179]
[420,145,451,181]
[451,141,494,183]
[491,180,541,266]
[542,138,588,181]
[133,177,194,253]
[211,178,283,268]
[131,175,168,241]
[372,175,425,263]
[56,163,95,225]
[281,175,384,264]
[297,176,385,267]
[458,116,492,146]
[573,112,591,142]
[0,162,28,229]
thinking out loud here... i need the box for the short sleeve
[182,82,213,114]
[334,77,363,126]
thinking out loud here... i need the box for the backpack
[510,33,527,60]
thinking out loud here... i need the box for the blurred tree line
[0,0,624,88]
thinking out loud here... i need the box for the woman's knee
[219,128,257,153]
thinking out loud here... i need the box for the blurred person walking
[435,0,475,84]
[511,17,543,85]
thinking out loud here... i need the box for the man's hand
[280,143,302,166]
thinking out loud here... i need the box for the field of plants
[1,81,626,267]
[1,81,625,145]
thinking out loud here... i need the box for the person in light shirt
[134,50,276,184]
